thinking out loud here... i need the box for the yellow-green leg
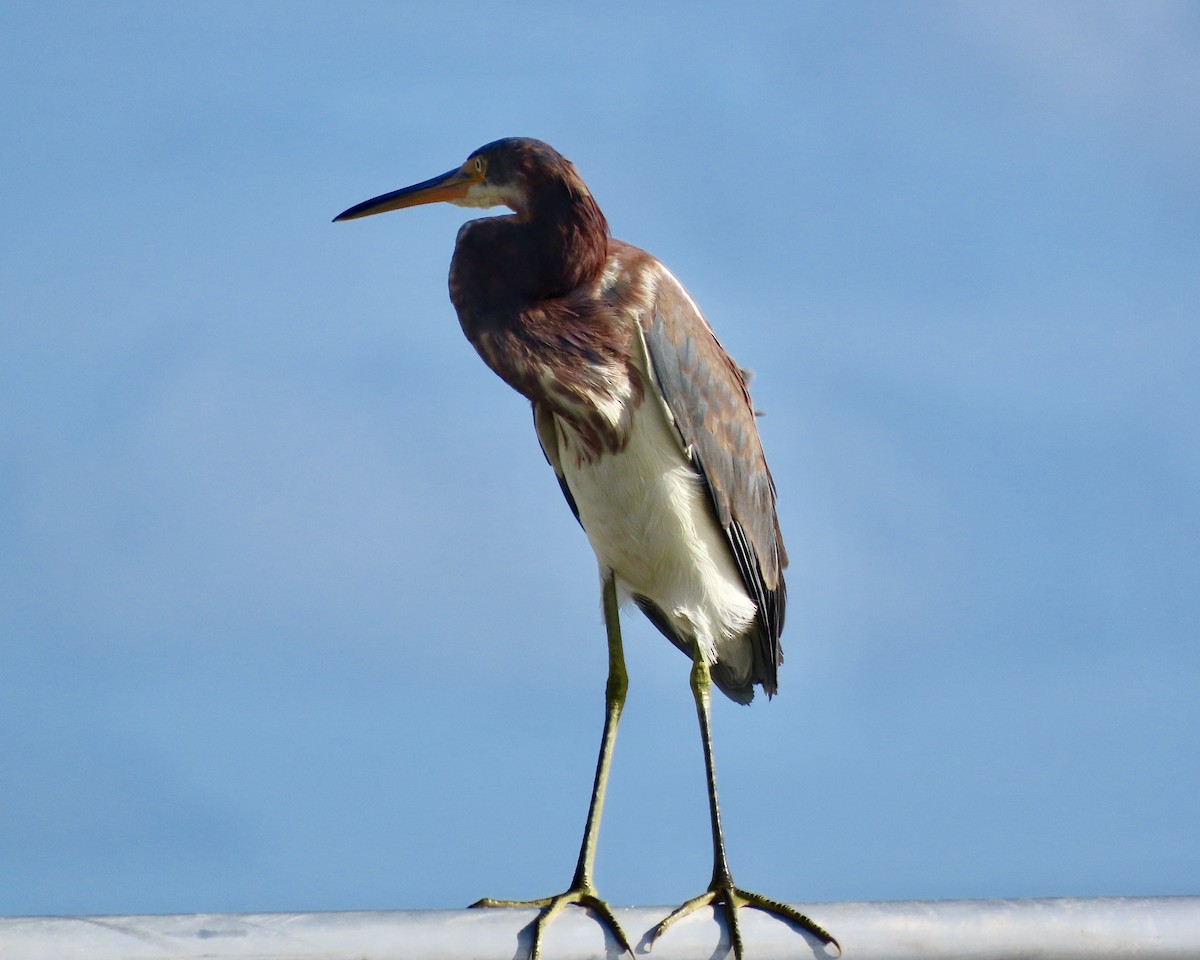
[649,655,840,960]
[471,575,634,960]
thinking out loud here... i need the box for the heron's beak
[333,164,483,222]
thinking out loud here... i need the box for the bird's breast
[457,266,653,461]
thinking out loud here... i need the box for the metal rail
[1,897,1197,960]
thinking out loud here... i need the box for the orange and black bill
[333,163,481,222]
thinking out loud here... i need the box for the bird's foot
[472,886,634,960]
[649,881,840,960]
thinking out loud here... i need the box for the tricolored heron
[334,138,837,960]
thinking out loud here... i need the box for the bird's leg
[649,655,840,960]
[471,574,633,960]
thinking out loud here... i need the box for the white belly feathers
[555,329,757,676]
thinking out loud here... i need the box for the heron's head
[334,138,592,223]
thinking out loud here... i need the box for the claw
[472,889,635,960]
[650,884,839,960]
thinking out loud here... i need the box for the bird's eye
[474,157,485,175]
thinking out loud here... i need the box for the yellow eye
[473,157,485,175]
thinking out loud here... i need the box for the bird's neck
[447,192,630,439]
[533,189,609,296]
[450,190,609,313]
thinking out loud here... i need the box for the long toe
[732,886,840,957]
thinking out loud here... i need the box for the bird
[334,138,837,960]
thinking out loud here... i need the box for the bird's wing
[637,266,788,694]
[533,401,581,525]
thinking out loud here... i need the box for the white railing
[1,897,1197,959]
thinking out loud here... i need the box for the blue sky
[2,1,1197,921]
